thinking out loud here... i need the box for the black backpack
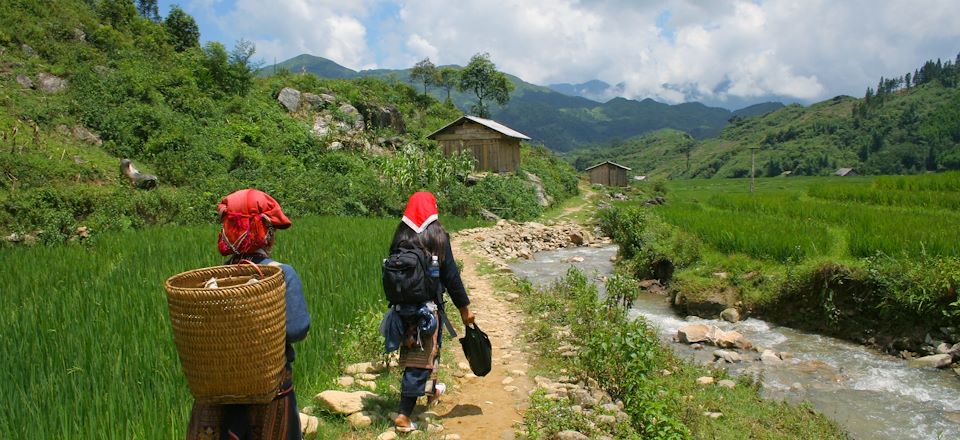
[382,241,437,305]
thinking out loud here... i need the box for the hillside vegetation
[0,0,578,243]
[571,54,960,177]
[600,175,960,355]
[264,54,777,151]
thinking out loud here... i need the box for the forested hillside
[0,0,579,243]
[570,54,960,178]
[263,54,776,151]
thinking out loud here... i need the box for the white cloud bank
[193,0,960,105]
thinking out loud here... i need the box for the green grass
[0,215,485,438]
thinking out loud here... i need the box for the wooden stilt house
[427,115,531,173]
[586,161,631,186]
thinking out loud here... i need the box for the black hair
[390,220,449,263]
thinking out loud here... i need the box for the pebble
[510,369,527,376]
[502,377,514,385]
[377,432,398,440]
[696,376,714,385]
[717,379,736,389]
[336,376,354,387]
[504,385,518,392]
[703,412,723,419]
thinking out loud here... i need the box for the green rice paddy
[0,216,484,438]
[651,173,960,261]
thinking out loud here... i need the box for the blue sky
[157,0,960,109]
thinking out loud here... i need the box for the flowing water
[511,245,960,440]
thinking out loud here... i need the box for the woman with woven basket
[386,192,475,433]
[186,189,311,440]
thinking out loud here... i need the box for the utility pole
[749,146,760,193]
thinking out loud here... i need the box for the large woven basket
[164,264,286,404]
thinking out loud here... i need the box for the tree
[457,53,514,118]
[436,66,460,105]
[677,134,696,172]
[136,0,160,22]
[410,58,437,96]
[164,5,200,52]
[98,0,138,29]
[201,40,257,96]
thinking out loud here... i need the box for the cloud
[183,0,960,106]
[194,0,379,70]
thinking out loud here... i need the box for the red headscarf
[402,192,439,234]
[217,189,292,256]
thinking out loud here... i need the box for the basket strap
[236,259,265,278]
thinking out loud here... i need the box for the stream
[510,245,960,440]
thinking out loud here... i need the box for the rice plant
[0,215,484,438]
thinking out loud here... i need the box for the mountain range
[261,54,784,151]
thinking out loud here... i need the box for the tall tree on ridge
[164,5,200,52]
[436,66,460,105]
[136,0,160,22]
[410,58,437,96]
[457,52,513,118]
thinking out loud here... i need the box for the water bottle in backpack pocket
[382,242,437,305]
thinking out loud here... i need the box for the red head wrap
[217,189,291,256]
[401,192,439,234]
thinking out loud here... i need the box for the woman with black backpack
[385,191,475,433]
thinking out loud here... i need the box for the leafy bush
[472,173,541,221]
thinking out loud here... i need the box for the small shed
[586,161,631,187]
[835,167,857,177]
[427,115,530,173]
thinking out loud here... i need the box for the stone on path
[552,431,589,440]
[336,376,354,387]
[344,362,383,374]
[346,411,377,427]
[377,431,398,440]
[314,390,376,415]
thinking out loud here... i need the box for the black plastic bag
[459,323,492,377]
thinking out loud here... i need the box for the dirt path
[431,183,596,438]
[431,235,534,439]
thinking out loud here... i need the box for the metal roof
[585,160,632,171]
[427,115,531,140]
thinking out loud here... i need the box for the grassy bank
[513,268,846,439]
[0,215,485,438]
[599,175,960,352]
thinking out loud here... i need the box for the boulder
[302,92,326,110]
[678,324,712,343]
[708,328,752,350]
[377,431,398,440]
[525,172,551,207]
[720,307,740,323]
[16,74,32,88]
[712,349,742,363]
[120,159,157,189]
[37,73,67,93]
[313,390,376,415]
[21,44,36,57]
[72,125,102,146]
[358,103,406,133]
[336,376,355,387]
[338,103,365,130]
[760,349,783,365]
[908,354,952,369]
[278,87,301,112]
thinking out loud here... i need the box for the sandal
[396,421,418,433]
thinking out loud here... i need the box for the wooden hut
[835,167,857,177]
[427,115,530,173]
[586,161,631,187]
